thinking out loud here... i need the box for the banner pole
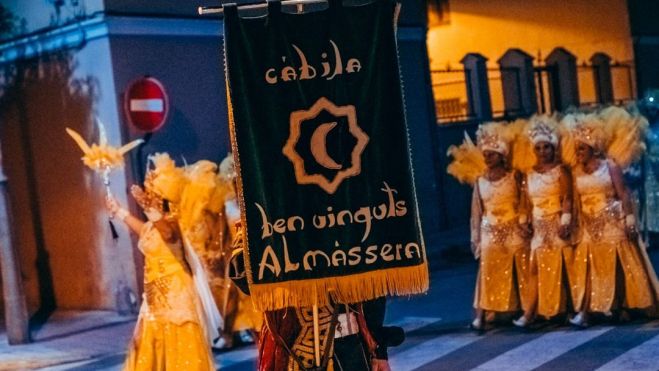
[312,285,321,367]
[198,0,326,15]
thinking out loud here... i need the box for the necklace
[533,162,559,174]
[485,168,509,183]
[581,158,601,175]
[531,165,560,187]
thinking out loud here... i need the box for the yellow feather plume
[149,153,187,203]
[446,131,485,185]
[207,175,234,214]
[561,112,607,167]
[558,114,578,167]
[599,106,648,168]
[178,160,219,231]
[66,121,144,172]
[508,118,535,173]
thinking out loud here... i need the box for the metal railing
[430,50,636,125]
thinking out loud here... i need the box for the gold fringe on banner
[247,264,429,312]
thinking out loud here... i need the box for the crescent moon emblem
[310,122,342,170]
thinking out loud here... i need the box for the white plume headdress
[476,122,510,156]
[447,121,515,185]
[528,114,560,146]
[561,106,647,169]
[599,106,648,168]
[446,131,486,185]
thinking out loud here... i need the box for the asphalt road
[35,248,659,371]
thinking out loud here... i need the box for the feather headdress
[511,115,562,172]
[528,114,560,146]
[208,153,237,213]
[446,131,485,185]
[148,153,187,203]
[507,118,534,173]
[179,160,219,231]
[219,153,237,182]
[562,107,648,169]
[446,121,514,185]
[599,106,648,168]
[561,112,607,167]
[207,174,234,214]
[476,121,512,156]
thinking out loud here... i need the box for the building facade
[0,0,439,316]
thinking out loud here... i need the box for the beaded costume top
[527,165,566,249]
[528,166,562,218]
[474,171,524,248]
[574,160,625,242]
[138,222,201,325]
[478,172,519,226]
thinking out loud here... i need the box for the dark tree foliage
[0,4,16,39]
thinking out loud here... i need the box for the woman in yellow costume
[212,154,262,349]
[105,154,221,371]
[448,122,534,330]
[513,115,574,327]
[565,107,659,327]
[173,156,240,349]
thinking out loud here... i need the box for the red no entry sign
[124,77,169,132]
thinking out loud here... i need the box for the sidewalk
[0,311,135,371]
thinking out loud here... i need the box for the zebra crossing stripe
[214,316,443,368]
[471,326,613,371]
[595,333,659,371]
[388,316,443,333]
[216,320,659,370]
[388,331,484,371]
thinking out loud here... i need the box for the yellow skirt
[474,244,534,313]
[570,238,655,313]
[532,246,570,318]
[123,318,214,371]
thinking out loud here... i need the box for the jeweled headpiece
[476,123,509,155]
[528,115,559,146]
[569,113,606,151]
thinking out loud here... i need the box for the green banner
[224,0,428,310]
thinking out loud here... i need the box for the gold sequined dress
[123,223,215,371]
[572,160,659,313]
[527,166,571,317]
[471,171,534,312]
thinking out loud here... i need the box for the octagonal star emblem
[282,97,369,194]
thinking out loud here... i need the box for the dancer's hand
[105,195,130,222]
[625,224,638,242]
[371,359,391,371]
[105,195,121,216]
[518,222,533,239]
[471,242,481,260]
[558,224,571,240]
